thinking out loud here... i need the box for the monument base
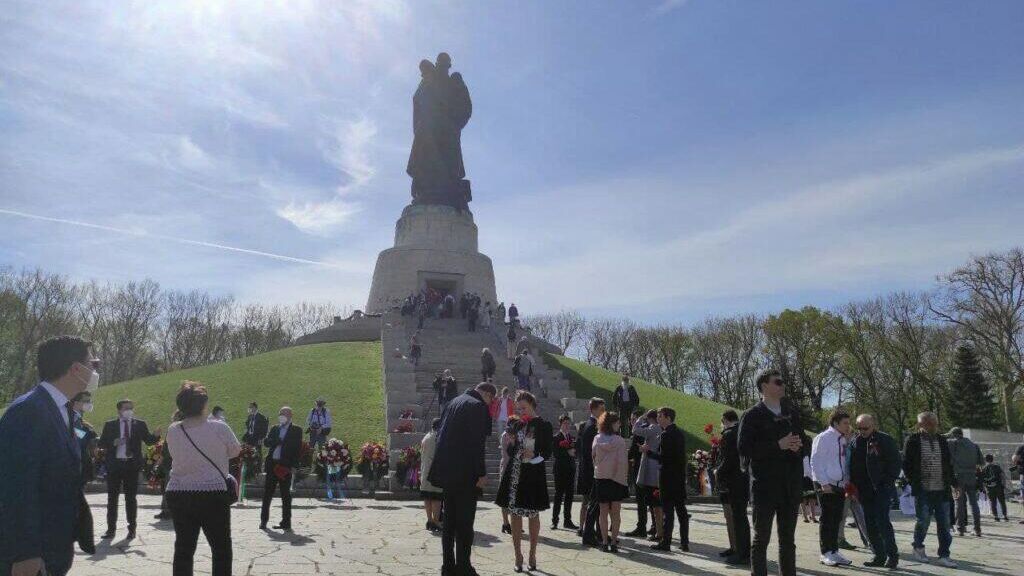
[366,204,497,313]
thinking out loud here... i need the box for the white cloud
[321,115,379,191]
[276,199,361,235]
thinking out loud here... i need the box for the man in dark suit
[645,407,689,551]
[611,376,640,437]
[551,414,578,530]
[576,397,605,545]
[98,398,161,539]
[243,401,270,461]
[714,409,750,565]
[427,382,496,576]
[738,370,811,576]
[261,406,303,531]
[0,335,96,576]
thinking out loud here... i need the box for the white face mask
[77,363,100,393]
[121,409,134,420]
[279,415,289,425]
[82,402,94,413]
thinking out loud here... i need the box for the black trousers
[751,497,800,576]
[167,491,232,576]
[106,460,141,531]
[861,488,898,562]
[818,491,845,554]
[988,486,1007,518]
[552,466,575,523]
[660,496,689,547]
[442,489,478,574]
[582,483,601,542]
[260,467,293,528]
[725,497,751,557]
[635,484,649,531]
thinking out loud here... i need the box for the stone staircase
[381,311,586,497]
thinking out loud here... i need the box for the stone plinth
[366,204,497,313]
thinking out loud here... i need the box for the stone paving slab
[72,494,1022,575]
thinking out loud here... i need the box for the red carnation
[703,423,714,435]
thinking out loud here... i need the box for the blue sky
[2,1,1023,324]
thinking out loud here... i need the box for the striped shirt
[919,435,945,492]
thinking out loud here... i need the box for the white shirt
[810,425,848,487]
[273,424,289,460]
[39,381,70,428]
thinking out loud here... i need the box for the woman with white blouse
[165,381,242,576]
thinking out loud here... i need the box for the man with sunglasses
[849,414,901,568]
[0,336,99,576]
[737,370,810,576]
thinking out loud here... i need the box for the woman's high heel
[502,523,512,534]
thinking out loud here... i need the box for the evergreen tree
[945,343,1000,429]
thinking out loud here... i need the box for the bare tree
[691,315,762,407]
[650,326,696,391]
[931,249,1024,430]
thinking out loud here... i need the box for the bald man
[849,415,901,568]
[261,407,303,531]
[902,412,956,568]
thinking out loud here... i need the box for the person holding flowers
[420,418,444,531]
[495,391,552,572]
[551,414,578,530]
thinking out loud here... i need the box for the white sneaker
[935,557,957,568]
[820,553,839,567]
[832,552,853,565]
[912,547,929,563]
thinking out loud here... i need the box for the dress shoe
[154,512,169,520]
[885,556,899,569]
[725,554,750,566]
[581,537,601,547]
[563,519,579,530]
[273,523,292,531]
[259,523,267,530]
[718,548,734,557]
[551,520,559,530]
[126,529,136,540]
[101,531,115,540]
[624,527,646,537]
[650,543,671,551]
[864,558,887,567]
[679,543,690,552]
[838,539,857,550]
[502,523,512,535]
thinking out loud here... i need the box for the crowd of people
[2,336,1023,576]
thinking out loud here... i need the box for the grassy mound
[88,342,384,449]
[543,353,735,450]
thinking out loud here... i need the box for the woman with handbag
[165,381,242,576]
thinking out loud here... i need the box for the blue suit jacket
[0,385,82,575]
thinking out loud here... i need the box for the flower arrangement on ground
[239,444,260,481]
[318,438,353,500]
[144,441,166,490]
[357,441,389,493]
[394,445,421,490]
[692,449,713,496]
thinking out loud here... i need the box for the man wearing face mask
[261,407,303,531]
[307,397,333,450]
[243,401,270,463]
[0,335,98,576]
[98,398,162,539]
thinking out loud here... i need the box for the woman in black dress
[495,391,552,572]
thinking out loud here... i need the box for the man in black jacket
[850,414,900,568]
[551,415,578,530]
[243,401,270,462]
[645,407,689,551]
[575,398,605,545]
[902,411,956,567]
[715,409,750,565]
[98,399,161,539]
[625,408,652,538]
[428,382,496,576]
[611,376,640,437]
[261,407,303,531]
[738,370,810,576]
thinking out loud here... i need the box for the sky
[2,0,1023,325]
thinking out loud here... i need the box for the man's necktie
[66,401,75,436]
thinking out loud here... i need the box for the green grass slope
[543,353,735,451]
[89,342,384,449]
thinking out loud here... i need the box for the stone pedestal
[366,204,497,313]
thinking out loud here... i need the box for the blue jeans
[913,490,952,558]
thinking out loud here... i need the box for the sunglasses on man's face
[770,379,785,387]
[857,427,870,432]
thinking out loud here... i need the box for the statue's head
[435,52,452,73]
[419,59,435,78]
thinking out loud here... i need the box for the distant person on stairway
[497,302,507,325]
[508,303,520,327]
[428,382,496,576]
[306,397,332,450]
[480,302,492,333]
[506,324,517,359]
[552,415,578,530]
[492,386,514,435]
[481,348,496,381]
[513,350,532,391]
[467,303,479,332]
[409,330,422,367]
[611,376,640,437]
[433,369,458,414]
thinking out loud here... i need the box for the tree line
[0,267,350,402]
[525,248,1024,438]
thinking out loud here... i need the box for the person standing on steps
[98,398,162,540]
[513,350,532,391]
[947,427,983,537]
[409,330,423,366]
[480,301,492,334]
[902,411,957,568]
[508,303,520,327]
[433,369,458,414]
[645,407,689,552]
[714,409,750,566]
[738,370,811,576]
[492,386,513,435]
[551,414,578,531]
[481,347,496,382]
[849,414,901,569]
[428,382,496,576]
[506,324,517,360]
[576,398,605,546]
[467,303,479,332]
[261,407,303,532]
[306,397,332,450]
[611,376,639,437]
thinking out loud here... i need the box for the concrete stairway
[381,311,584,497]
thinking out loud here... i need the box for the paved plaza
[73,494,1021,576]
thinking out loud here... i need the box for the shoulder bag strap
[180,425,231,490]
